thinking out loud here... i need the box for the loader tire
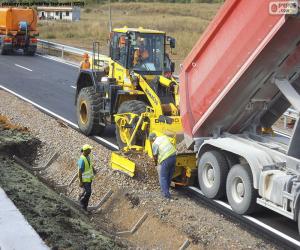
[115,100,147,149]
[76,86,104,136]
[226,164,258,214]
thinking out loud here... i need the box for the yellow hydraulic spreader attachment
[111,152,135,177]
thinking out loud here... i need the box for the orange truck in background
[0,7,38,55]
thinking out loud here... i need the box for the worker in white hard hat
[78,144,95,211]
[149,132,176,199]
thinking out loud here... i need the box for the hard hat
[83,53,89,59]
[148,132,157,141]
[82,144,93,151]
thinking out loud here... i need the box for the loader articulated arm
[136,74,163,116]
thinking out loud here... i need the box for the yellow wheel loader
[75,27,181,152]
[75,27,196,183]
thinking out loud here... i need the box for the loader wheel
[198,150,229,199]
[76,86,104,135]
[115,100,147,149]
[226,164,257,214]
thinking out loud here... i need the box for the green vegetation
[38,2,221,62]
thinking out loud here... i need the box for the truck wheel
[198,150,229,199]
[76,87,104,135]
[226,164,257,214]
[0,44,7,55]
[297,209,300,235]
[24,49,36,56]
[115,100,146,149]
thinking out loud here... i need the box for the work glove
[79,182,84,188]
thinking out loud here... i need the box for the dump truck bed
[179,0,300,139]
[0,8,37,34]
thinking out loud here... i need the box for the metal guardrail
[38,39,91,58]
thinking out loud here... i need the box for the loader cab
[109,28,175,76]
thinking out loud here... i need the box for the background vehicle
[0,7,38,56]
[75,27,181,155]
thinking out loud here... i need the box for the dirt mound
[0,123,124,250]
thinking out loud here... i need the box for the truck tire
[24,49,36,56]
[297,209,300,235]
[198,150,229,199]
[0,43,7,55]
[115,100,146,149]
[76,87,104,135]
[226,164,257,214]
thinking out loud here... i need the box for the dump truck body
[179,0,300,139]
[179,0,300,233]
[0,8,38,55]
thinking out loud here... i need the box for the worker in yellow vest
[78,144,95,211]
[80,53,90,70]
[149,133,176,199]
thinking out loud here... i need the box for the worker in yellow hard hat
[80,53,90,70]
[78,144,95,211]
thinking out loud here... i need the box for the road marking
[188,186,300,247]
[0,84,119,150]
[70,86,76,89]
[15,64,33,72]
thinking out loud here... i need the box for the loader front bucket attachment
[110,152,135,177]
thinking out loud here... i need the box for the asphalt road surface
[0,54,116,144]
[0,53,300,248]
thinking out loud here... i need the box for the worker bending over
[149,133,176,199]
[78,144,95,211]
[80,53,90,70]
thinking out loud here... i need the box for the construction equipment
[177,0,300,235]
[0,7,38,55]
[110,152,135,177]
[75,27,182,158]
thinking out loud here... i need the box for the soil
[0,120,124,250]
[0,89,282,250]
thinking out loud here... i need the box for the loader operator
[80,53,90,70]
[133,37,149,66]
[149,133,176,199]
[78,144,95,211]
[119,35,127,66]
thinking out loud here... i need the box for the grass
[38,2,221,62]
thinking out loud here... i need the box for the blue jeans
[159,155,176,198]
[80,182,92,210]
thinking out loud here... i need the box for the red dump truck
[0,7,38,55]
[179,0,300,233]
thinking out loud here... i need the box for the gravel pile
[0,89,279,249]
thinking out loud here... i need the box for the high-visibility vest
[80,155,94,182]
[153,136,176,164]
[80,60,90,70]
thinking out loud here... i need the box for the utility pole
[108,0,112,32]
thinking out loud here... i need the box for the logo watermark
[269,0,299,15]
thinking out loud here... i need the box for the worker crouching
[78,144,95,211]
[149,133,176,199]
